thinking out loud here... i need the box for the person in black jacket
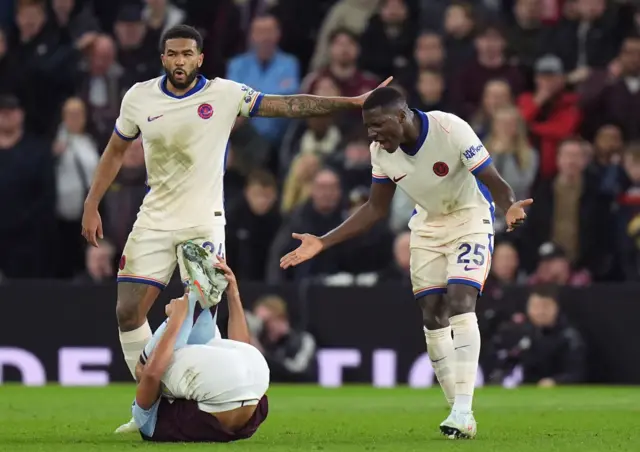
[249,295,317,383]
[226,170,281,281]
[487,285,587,387]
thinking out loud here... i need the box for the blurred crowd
[1,0,640,288]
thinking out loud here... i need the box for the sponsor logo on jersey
[463,144,484,160]
[433,162,449,177]
[198,103,213,119]
[393,174,407,182]
[147,114,163,122]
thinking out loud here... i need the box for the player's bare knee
[447,285,478,316]
[116,299,141,332]
[417,294,449,330]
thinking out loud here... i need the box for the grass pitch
[1,385,639,451]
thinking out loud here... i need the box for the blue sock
[187,308,218,345]
[142,292,199,360]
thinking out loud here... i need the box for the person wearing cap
[517,54,582,178]
[114,4,160,85]
[527,242,591,286]
[0,94,56,278]
[450,21,526,120]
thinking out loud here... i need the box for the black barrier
[0,281,639,385]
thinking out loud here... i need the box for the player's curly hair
[160,25,204,53]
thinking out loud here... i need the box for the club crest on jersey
[119,255,126,271]
[433,161,449,177]
[198,103,213,119]
[463,144,484,160]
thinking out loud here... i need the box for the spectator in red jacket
[518,55,582,178]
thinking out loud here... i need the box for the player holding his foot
[80,24,390,384]
[280,88,532,439]
[132,250,269,442]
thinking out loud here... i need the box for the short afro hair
[160,25,203,53]
[362,87,406,110]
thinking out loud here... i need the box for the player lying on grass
[131,245,269,442]
[280,87,533,439]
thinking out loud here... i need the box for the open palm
[354,76,394,106]
[280,233,324,269]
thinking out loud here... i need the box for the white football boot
[114,417,138,434]
[179,240,228,308]
[439,410,477,439]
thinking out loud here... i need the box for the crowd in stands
[1,0,640,289]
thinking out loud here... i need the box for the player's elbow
[367,201,389,222]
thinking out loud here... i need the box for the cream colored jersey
[371,110,495,244]
[114,75,263,231]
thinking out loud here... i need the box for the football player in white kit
[280,87,533,439]
[80,25,389,388]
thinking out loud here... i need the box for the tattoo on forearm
[256,95,357,118]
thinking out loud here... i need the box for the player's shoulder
[207,77,248,93]
[425,110,467,129]
[123,77,162,99]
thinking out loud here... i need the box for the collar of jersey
[399,109,429,156]
[159,74,207,99]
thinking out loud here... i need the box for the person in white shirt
[80,23,389,418]
[280,87,532,439]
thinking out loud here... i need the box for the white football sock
[424,326,456,407]
[450,312,481,413]
[119,320,152,379]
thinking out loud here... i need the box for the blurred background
[1,0,640,388]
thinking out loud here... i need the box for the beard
[165,67,198,90]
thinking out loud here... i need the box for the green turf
[1,385,639,451]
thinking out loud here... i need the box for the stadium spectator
[440,2,476,72]
[358,0,417,80]
[527,242,592,286]
[269,168,345,283]
[483,239,525,299]
[77,34,124,151]
[229,116,272,176]
[76,238,115,283]
[11,0,78,137]
[113,5,159,87]
[227,14,300,146]
[407,69,450,113]
[0,94,55,278]
[303,28,379,99]
[142,0,186,53]
[520,139,612,278]
[601,142,640,281]
[397,31,447,92]
[487,285,587,387]
[310,0,378,70]
[50,0,100,51]
[102,138,146,258]
[249,295,318,382]
[226,171,282,281]
[280,152,322,215]
[54,97,99,279]
[470,79,514,139]
[326,130,371,196]
[450,21,525,120]
[540,0,622,75]
[484,106,538,228]
[587,124,624,179]
[507,0,544,84]
[580,35,640,141]
[518,55,582,178]
[375,230,411,284]
[280,76,343,175]
[0,26,17,95]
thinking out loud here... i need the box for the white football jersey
[114,75,263,231]
[371,110,495,243]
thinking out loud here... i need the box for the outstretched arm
[280,181,396,269]
[255,77,392,118]
[135,295,189,409]
[214,257,251,344]
[475,163,532,232]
